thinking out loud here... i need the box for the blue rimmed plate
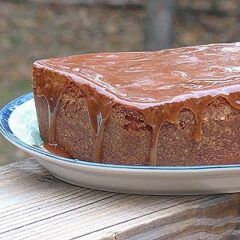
[1,93,240,195]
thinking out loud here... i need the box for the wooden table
[1,159,240,240]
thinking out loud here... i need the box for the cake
[33,43,240,166]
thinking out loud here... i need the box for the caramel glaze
[80,85,115,162]
[43,143,72,158]
[33,43,240,165]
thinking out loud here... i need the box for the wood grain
[0,158,240,239]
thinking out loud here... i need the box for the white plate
[1,93,240,195]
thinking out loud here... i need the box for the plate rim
[1,92,240,172]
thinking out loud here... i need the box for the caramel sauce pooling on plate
[33,43,240,165]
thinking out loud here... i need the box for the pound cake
[33,43,240,166]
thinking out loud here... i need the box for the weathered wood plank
[78,195,240,240]
[0,159,240,240]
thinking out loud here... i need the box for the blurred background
[1,0,240,165]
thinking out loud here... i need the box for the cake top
[34,43,240,108]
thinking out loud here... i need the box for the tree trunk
[145,0,176,50]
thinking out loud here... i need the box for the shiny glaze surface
[33,43,240,165]
[35,43,240,108]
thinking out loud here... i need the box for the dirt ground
[0,0,240,165]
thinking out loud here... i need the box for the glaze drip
[34,75,114,162]
[81,85,114,162]
[47,96,61,144]
[142,94,240,165]
[35,82,70,157]
[42,83,67,140]
[43,143,72,158]
[33,43,240,165]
